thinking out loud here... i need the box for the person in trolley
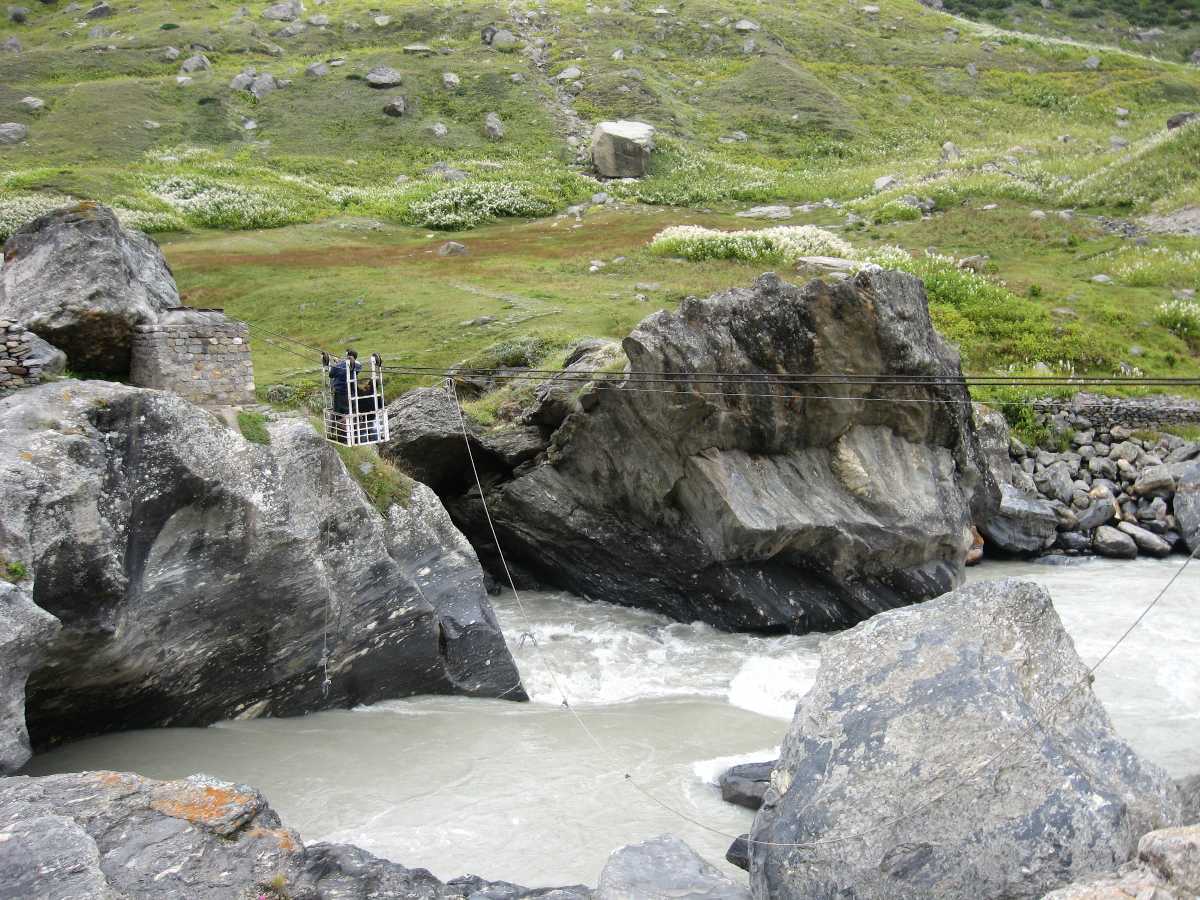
[321,349,389,446]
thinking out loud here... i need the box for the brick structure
[0,319,45,393]
[130,308,255,407]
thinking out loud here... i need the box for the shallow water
[25,558,1200,887]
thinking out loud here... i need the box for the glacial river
[24,559,1200,887]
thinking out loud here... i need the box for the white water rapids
[24,559,1200,887]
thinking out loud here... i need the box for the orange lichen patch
[246,826,300,853]
[97,772,129,786]
[150,784,252,828]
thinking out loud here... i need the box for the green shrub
[649,224,852,264]
[406,181,556,230]
[1156,299,1200,339]
[334,446,413,513]
[2,560,29,583]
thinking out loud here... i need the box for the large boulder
[597,835,748,899]
[749,578,1181,899]
[0,581,58,774]
[1043,825,1200,899]
[0,204,178,375]
[720,760,775,811]
[0,771,592,898]
[591,120,655,178]
[387,271,997,633]
[0,380,522,766]
[979,483,1057,554]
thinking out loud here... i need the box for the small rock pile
[982,403,1200,560]
[0,321,46,393]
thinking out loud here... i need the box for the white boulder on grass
[591,120,655,178]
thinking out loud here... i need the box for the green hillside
[2,0,1200,401]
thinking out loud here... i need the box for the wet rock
[591,120,655,178]
[0,381,523,753]
[0,203,178,374]
[0,771,585,898]
[750,578,1181,899]
[597,834,748,899]
[1118,521,1172,557]
[980,484,1057,554]
[0,582,59,774]
[1093,524,1138,558]
[720,760,775,810]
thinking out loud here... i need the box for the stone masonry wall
[0,319,44,393]
[1033,392,1200,432]
[130,309,254,407]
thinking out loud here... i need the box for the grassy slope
[2,0,1200,400]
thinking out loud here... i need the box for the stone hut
[130,308,255,407]
[0,320,45,392]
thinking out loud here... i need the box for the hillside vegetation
[2,0,1200,403]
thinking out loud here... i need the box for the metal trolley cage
[321,351,391,446]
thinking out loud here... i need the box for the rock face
[591,120,655,178]
[0,771,592,899]
[749,578,1181,900]
[387,271,995,633]
[0,380,522,768]
[597,835,748,900]
[0,204,178,375]
[0,582,58,774]
[1043,825,1200,899]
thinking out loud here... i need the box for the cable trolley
[321,350,390,446]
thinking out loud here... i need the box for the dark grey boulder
[597,834,748,899]
[0,582,58,774]
[726,835,751,871]
[591,121,655,178]
[750,578,1181,900]
[0,204,178,375]
[720,760,775,810]
[980,483,1057,554]
[389,271,997,633]
[1173,463,1200,550]
[0,771,591,898]
[1093,524,1138,558]
[1075,497,1117,531]
[1118,521,1171,557]
[0,381,522,759]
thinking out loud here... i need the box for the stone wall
[0,319,45,393]
[130,308,254,407]
[1033,392,1200,432]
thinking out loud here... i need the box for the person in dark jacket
[328,349,361,414]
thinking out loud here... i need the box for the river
[23,558,1200,887]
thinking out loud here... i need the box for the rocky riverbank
[978,402,1200,561]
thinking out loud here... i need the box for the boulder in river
[387,271,997,633]
[0,380,522,769]
[0,771,592,898]
[749,577,1181,899]
[0,203,178,375]
[979,483,1057,554]
[597,834,748,899]
[720,760,775,810]
[1042,825,1200,899]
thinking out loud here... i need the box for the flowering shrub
[405,181,556,230]
[151,176,312,229]
[1156,299,1200,339]
[1109,246,1200,289]
[0,192,73,240]
[649,225,853,263]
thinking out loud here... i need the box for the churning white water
[24,559,1200,887]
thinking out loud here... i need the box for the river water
[23,559,1200,887]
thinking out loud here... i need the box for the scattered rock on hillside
[0,123,28,144]
[365,65,402,87]
[491,28,518,51]
[262,0,300,20]
[0,381,524,757]
[179,52,210,72]
[427,121,449,138]
[8,6,29,22]
[442,70,460,88]
[750,578,1181,899]
[484,111,504,140]
[382,95,406,117]
[426,161,467,180]
[0,204,177,373]
[736,205,792,219]
[941,140,961,161]
[1084,54,1101,69]
[1,35,20,52]
[1168,111,1199,130]
[162,44,179,60]
[733,18,759,32]
[438,240,467,256]
[305,60,328,76]
[873,174,900,192]
[591,120,655,178]
[0,772,587,897]
[597,835,748,900]
[0,582,59,774]
[84,1,112,17]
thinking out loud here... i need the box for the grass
[333,444,414,512]
[236,410,272,444]
[1,559,29,584]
